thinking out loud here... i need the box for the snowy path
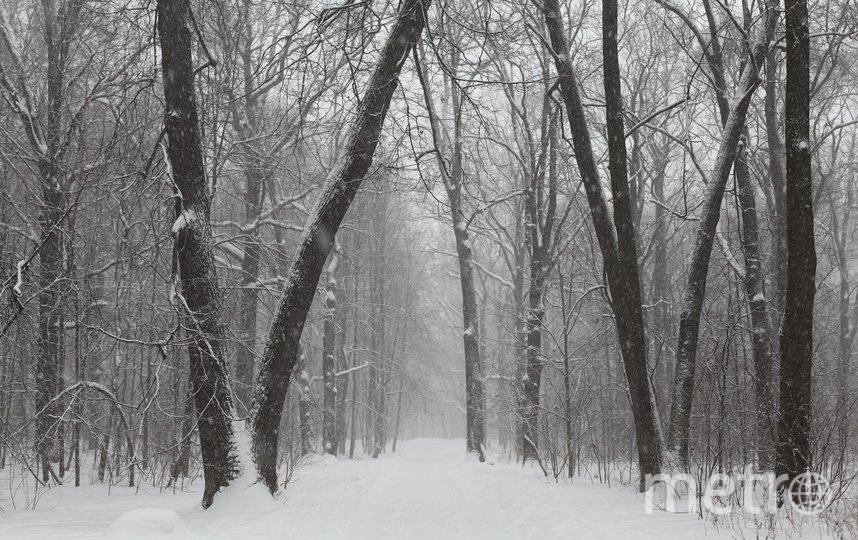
[0,439,824,539]
[330,442,519,539]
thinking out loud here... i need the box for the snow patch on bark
[171,208,199,235]
[209,421,278,511]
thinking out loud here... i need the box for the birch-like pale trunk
[322,250,341,455]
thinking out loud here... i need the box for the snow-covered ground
[0,439,839,539]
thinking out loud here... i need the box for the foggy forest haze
[0,0,854,538]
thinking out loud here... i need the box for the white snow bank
[0,439,838,539]
[107,508,191,540]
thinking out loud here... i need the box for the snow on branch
[12,258,25,297]
[335,362,369,378]
[171,208,199,235]
[716,223,745,279]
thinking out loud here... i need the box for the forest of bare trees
[0,0,855,535]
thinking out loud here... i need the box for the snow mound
[107,508,191,540]
[305,451,339,467]
[207,480,281,516]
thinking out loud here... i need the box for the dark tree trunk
[249,0,429,492]
[391,381,404,453]
[539,0,664,486]
[521,282,545,463]
[97,412,110,483]
[600,0,664,485]
[169,375,194,487]
[157,0,240,508]
[34,0,83,478]
[455,218,485,459]
[36,189,64,481]
[0,0,84,481]
[776,0,816,487]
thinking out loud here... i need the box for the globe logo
[788,472,832,515]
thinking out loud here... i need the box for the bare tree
[157,0,241,508]
[776,0,816,488]
[322,249,341,455]
[413,35,486,461]
[659,0,780,468]
[536,0,664,487]
[250,0,431,493]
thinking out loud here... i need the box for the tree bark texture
[158,0,240,508]
[322,251,340,455]
[776,0,816,485]
[250,0,430,492]
[666,0,779,467]
[539,0,664,486]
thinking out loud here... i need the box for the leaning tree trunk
[600,0,664,484]
[776,0,816,487]
[249,0,430,493]
[678,3,777,469]
[157,0,241,508]
[539,0,664,488]
[666,0,779,468]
